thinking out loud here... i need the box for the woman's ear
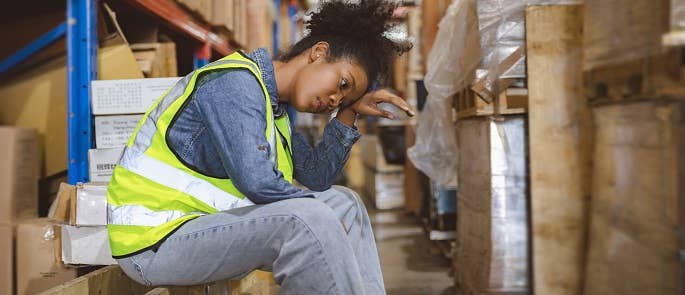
[309,41,330,63]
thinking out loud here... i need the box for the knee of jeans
[284,198,341,230]
[331,185,366,212]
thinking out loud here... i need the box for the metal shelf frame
[67,0,98,184]
[64,0,233,184]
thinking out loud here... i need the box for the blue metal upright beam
[67,0,97,184]
[0,22,68,73]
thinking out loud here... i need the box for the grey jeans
[117,186,385,295]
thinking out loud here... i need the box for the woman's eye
[340,78,348,89]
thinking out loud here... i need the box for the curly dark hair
[279,0,411,90]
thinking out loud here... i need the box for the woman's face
[291,56,369,114]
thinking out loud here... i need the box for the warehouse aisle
[369,206,455,295]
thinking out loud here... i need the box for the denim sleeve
[192,69,313,203]
[292,118,361,191]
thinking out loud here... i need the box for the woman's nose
[329,93,343,108]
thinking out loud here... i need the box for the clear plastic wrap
[584,102,684,295]
[407,0,480,186]
[475,0,579,95]
[583,0,666,70]
[673,0,685,29]
[455,116,528,293]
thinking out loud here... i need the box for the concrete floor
[368,207,455,295]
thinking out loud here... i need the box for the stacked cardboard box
[0,127,77,294]
[361,135,405,210]
[131,43,178,78]
[89,77,180,182]
[176,0,248,46]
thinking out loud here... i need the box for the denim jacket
[167,48,361,204]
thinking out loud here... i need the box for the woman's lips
[313,97,326,113]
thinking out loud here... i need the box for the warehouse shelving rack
[0,0,235,184]
[0,0,304,185]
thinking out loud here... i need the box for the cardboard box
[48,183,74,223]
[91,77,181,115]
[131,42,178,78]
[364,167,405,210]
[0,224,12,295]
[0,127,39,224]
[62,225,117,265]
[88,148,124,182]
[16,219,77,295]
[360,135,404,173]
[0,41,143,176]
[95,114,143,148]
[72,183,108,226]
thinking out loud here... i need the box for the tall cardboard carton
[0,127,39,224]
[0,224,12,295]
[16,219,77,295]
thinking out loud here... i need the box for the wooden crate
[39,265,277,295]
[454,116,529,294]
[584,101,685,295]
[452,87,527,119]
[584,50,685,106]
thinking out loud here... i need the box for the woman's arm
[193,69,313,203]
[291,118,360,191]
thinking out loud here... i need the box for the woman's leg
[117,197,364,295]
[312,185,386,295]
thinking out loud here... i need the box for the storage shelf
[124,0,232,55]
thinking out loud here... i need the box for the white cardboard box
[61,225,117,265]
[95,114,143,148]
[75,183,108,226]
[91,77,180,115]
[88,148,124,182]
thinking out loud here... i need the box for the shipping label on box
[88,148,124,182]
[75,183,108,226]
[91,77,180,115]
[95,114,143,148]
[61,225,117,265]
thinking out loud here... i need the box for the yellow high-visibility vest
[107,51,293,257]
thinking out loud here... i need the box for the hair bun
[307,1,396,42]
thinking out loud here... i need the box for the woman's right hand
[349,89,415,119]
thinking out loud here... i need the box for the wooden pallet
[453,87,527,119]
[584,49,685,106]
[39,265,277,295]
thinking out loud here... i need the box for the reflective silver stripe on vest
[108,204,198,227]
[118,147,255,211]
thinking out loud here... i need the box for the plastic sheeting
[407,0,480,186]
[455,116,528,293]
[584,102,684,295]
[408,0,576,186]
[475,0,579,94]
[583,0,666,70]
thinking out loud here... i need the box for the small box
[364,167,405,210]
[360,135,403,173]
[0,127,39,224]
[73,183,108,226]
[88,148,124,182]
[91,77,180,115]
[61,225,117,265]
[16,219,77,295]
[95,114,143,148]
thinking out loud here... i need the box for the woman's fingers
[374,90,415,117]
